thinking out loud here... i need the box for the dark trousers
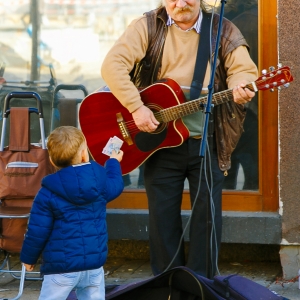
[144,138,224,278]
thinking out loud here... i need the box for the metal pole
[30,0,40,81]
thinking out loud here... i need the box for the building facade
[0,0,299,279]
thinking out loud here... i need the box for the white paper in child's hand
[102,136,123,156]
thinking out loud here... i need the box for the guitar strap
[190,12,212,100]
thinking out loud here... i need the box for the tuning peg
[262,69,267,75]
[277,63,282,68]
[270,88,275,92]
[277,86,282,91]
[269,66,275,71]
[283,83,290,88]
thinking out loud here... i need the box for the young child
[20,126,124,300]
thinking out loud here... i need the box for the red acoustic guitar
[79,66,293,175]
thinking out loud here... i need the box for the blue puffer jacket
[20,159,123,275]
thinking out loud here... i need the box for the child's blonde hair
[47,126,86,168]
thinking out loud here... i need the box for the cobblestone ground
[0,253,299,299]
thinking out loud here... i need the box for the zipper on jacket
[151,19,167,84]
[151,35,165,83]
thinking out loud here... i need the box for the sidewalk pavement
[1,254,300,300]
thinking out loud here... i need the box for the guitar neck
[155,83,254,123]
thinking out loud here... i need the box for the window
[0,0,278,211]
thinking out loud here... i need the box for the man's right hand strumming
[132,105,160,133]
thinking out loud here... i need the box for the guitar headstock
[254,65,293,91]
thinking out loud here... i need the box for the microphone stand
[199,0,227,278]
[200,0,226,156]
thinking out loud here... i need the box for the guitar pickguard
[134,126,167,152]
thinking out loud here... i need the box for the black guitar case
[105,266,288,300]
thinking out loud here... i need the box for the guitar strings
[114,74,278,139]
[121,88,236,136]
[120,76,282,137]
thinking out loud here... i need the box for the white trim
[72,162,91,167]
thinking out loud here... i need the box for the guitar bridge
[116,112,133,145]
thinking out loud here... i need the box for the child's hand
[110,149,123,162]
[23,263,35,272]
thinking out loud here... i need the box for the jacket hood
[42,161,104,206]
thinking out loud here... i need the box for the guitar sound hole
[153,123,166,134]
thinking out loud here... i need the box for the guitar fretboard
[155,82,255,123]
[154,85,253,123]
